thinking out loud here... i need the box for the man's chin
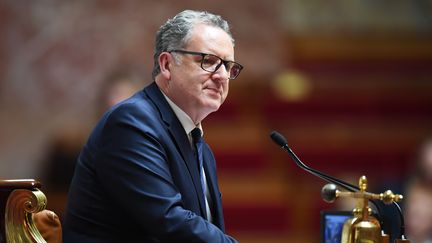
[203,100,222,113]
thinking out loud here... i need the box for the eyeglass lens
[201,54,242,79]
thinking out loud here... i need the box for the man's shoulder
[105,91,157,122]
[90,90,165,142]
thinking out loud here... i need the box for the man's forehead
[186,24,234,58]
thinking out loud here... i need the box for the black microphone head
[270,131,288,148]
[321,183,338,203]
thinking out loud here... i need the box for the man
[63,10,243,242]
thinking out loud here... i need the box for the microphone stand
[270,130,407,241]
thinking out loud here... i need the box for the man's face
[167,24,234,123]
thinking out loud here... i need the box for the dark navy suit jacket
[63,82,236,243]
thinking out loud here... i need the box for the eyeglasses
[168,49,243,80]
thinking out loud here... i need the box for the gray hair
[152,10,233,79]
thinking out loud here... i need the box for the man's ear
[158,52,172,80]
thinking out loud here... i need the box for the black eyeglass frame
[168,49,243,80]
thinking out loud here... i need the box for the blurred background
[1,1,432,242]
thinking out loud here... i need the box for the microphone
[270,131,359,192]
[270,130,406,239]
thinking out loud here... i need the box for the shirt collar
[161,91,203,136]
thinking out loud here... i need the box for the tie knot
[191,127,202,144]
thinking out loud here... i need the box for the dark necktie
[191,128,206,196]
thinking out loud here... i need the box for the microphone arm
[270,130,406,239]
[270,130,360,192]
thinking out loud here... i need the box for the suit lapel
[167,124,208,218]
[144,82,207,218]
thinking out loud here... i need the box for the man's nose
[212,64,230,82]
